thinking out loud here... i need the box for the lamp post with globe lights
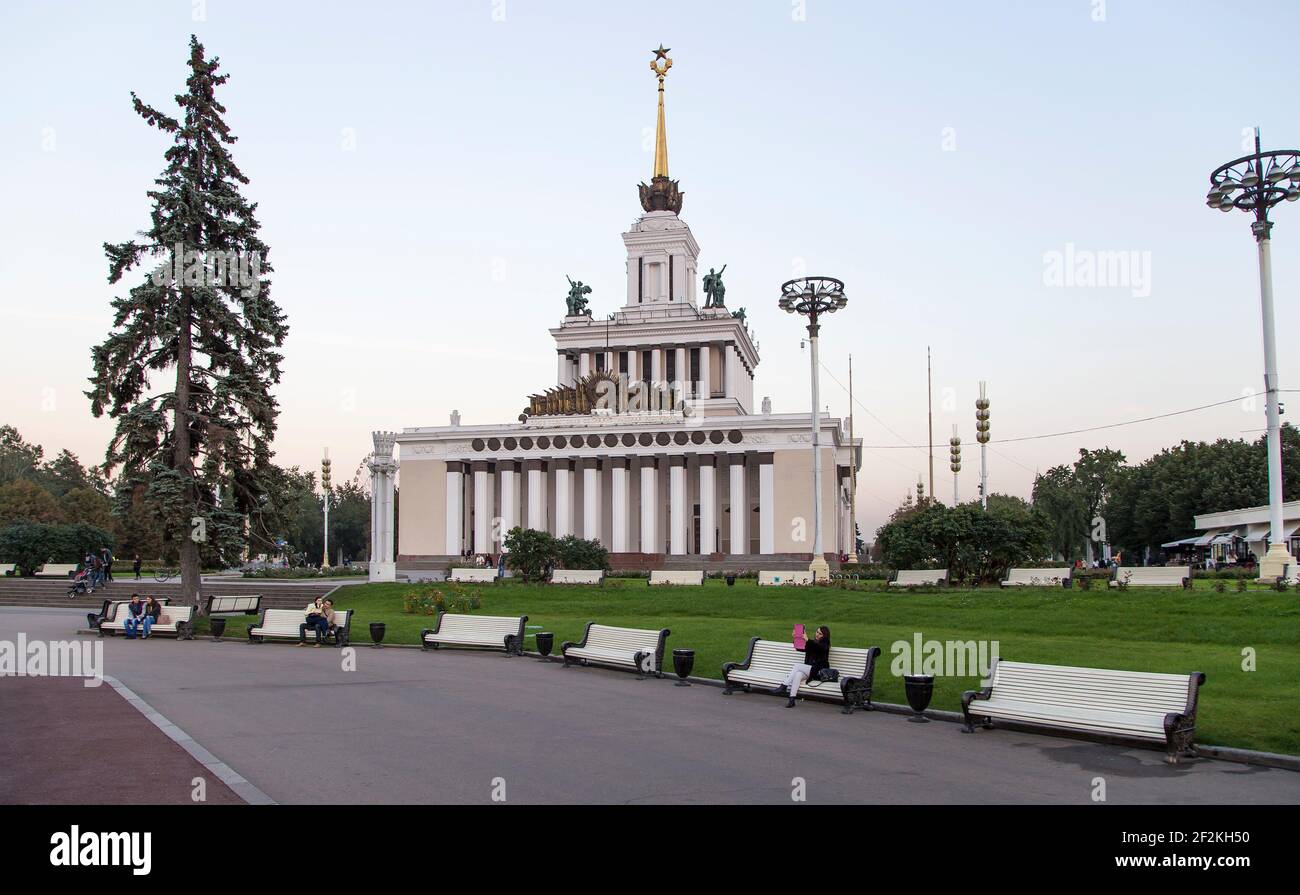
[1206,129,1300,581]
[779,276,847,581]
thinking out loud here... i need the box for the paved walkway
[2,607,1297,805]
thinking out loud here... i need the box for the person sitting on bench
[122,595,145,639]
[297,597,334,647]
[775,624,832,708]
[140,596,163,639]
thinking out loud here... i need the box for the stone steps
[0,578,346,611]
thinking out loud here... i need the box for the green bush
[503,527,556,582]
[241,566,366,579]
[0,522,114,576]
[555,535,609,571]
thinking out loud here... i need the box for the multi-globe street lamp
[321,448,332,569]
[1206,129,1300,581]
[779,276,847,581]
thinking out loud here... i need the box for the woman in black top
[776,625,831,707]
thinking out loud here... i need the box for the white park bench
[35,563,78,578]
[248,607,353,646]
[421,612,529,655]
[889,569,948,587]
[205,594,263,615]
[1111,566,1191,589]
[1001,567,1072,587]
[648,570,704,586]
[561,623,671,678]
[99,602,195,640]
[450,567,499,584]
[0,563,16,576]
[758,570,814,586]
[723,637,883,714]
[550,569,604,585]
[962,659,1207,763]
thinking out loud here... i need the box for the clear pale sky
[2,0,1298,538]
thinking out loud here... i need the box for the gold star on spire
[649,45,673,179]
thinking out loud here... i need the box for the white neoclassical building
[369,50,861,580]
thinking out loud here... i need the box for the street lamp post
[1207,129,1300,582]
[949,425,962,506]
[779,276,847,582]
[975,382,990,510]
[321,449,332,569]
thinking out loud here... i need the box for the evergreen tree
[87,36,287,604]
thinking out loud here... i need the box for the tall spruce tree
[87,36,287,604]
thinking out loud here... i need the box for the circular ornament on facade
[520,436,533,450]
[656,432,671,446]
[488,438,501,451]
[638,433,653,447]
[622,433,635,447]
[691,431,706,445]
[553,436,568,449]
[538,436,551,450]
[471,438,485,452]
[588,435,601,448]
[504,437,517,450]
[709,431,724,444]
[728,430,743,444]
[605,434,618,447]
[674,432,688,445]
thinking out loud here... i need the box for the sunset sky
[2,0,1298,537]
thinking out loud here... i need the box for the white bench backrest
[1004,568,1071,585]
[745,639,874,679]
[256,608,349,635]
[39,564,78,577]
[208,594,261,613]
[1116,567,1189,586]
[105,599,172,621]
[0,563,15,575]
[450,567,498,583]
[893,569,947,586]
[649,570,704,586]
[990,660,1194,716]
[436,614,522,638]
[155,606,195,626]
[551,569,604,585]
[758,570,814,586]
[583,624,664,655]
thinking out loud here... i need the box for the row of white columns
[557,343,753,401]
[444,454,775,556]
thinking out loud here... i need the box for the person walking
[133,554,142,580]
[102,547,114,583]
[775,625,832,708]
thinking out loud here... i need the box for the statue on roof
[565,276,593,317]
[702,265,727,308]
[732,306,747,326]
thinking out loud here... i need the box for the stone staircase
[0,577,348,611]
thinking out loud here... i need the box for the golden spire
[651,45,672,179]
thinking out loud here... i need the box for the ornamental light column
[975,382,990,510]
[949,426,962,506]
[779,277,848,581]
[321,449,332,568]
[1206,129,1300,581]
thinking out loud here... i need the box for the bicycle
[153,568,178,583]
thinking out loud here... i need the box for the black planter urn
[210,617,227,642]
[536,632,554,661]
[904,674,935,722]
[369,621,386,648]
[725,574,736,586]
[672,648,695,686]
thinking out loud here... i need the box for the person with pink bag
[775,624,832,708]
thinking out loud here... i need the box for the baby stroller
[67,568,95,598]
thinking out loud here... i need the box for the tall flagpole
[927,347,935,501]
[847,354,858,564]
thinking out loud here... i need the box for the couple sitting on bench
[121,594,164,639]
[297,597,338,647]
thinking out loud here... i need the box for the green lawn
[195,579,1300,756]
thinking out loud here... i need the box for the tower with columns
[375,48,861,579]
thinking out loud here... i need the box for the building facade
[371,49,861,579]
